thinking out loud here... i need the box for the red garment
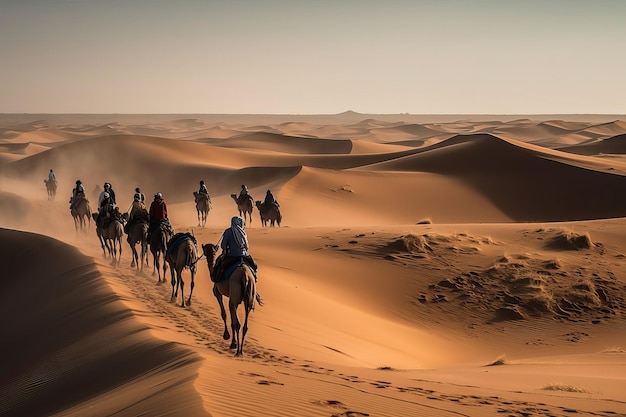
[149,199,168,222]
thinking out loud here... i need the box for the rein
[190,236,222,267]
[190,253,204,266]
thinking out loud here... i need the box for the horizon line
[1,112,625,116]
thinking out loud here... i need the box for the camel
[44,179,57,200]
[70,197,91,233]
[202,243,256,356]
[193,192,211,227]
[255,201,282,227]
[230,194,253,225]
[127,221,149,272]
[150,226,169,284]
[93,215,123,263]
[166,233,198,307]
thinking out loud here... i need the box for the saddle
[212,254,257,283]
[237,194,253,206]
[69,195,87,210]
[194,192,210,203]
[124,209,148,234]
[261,201,279,214]
[148,220,173,241]
[98,207,121,229]
[167,232,197,257]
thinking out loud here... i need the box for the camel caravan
[55,177,276,355]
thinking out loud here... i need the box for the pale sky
[1,0,624,114]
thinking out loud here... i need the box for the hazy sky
[1,0,624,114]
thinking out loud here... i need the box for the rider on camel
[215,215,262,303]
[263,189,279,208]
[48,169,57,184]
[130,193,146,217]
[125,192,148,233]
[135,187,145,203]
[70,179,85,209]
[105,182,116,206]
[198,180,209,196]
[238,184,251,204]
[196,180,211,204]
[98,182,117,210]
[148,192,173,240]
[96,192,115,228]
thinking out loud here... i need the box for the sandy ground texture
[1,113,626,417]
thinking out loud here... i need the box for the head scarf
[230,216,248,250]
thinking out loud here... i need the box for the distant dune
[558,133,626,155]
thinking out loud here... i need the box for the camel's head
[201,243,219,263]
[255,200,262,209]
[230,194,237,199]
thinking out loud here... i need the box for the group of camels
[63,187,269,356]
[229,193,282,227]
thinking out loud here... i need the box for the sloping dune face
[0,229,208,417]
[363,133,626,221]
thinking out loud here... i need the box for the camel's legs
[239,300,252,356]
[213,286,230,341]
[152,249,160,279]
[177,270,185,307]
[130,241,138,268]
[229,300,241,352]
[185,268,195,306]
[169,261,177,301]
[142,241,148,269]
[162,260,167,284]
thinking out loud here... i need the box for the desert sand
[1,112,626,417]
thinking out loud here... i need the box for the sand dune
[198,131,354,155]
[362,133,626,221]
[0,228,208,417]
[558,133,626,155]
[2,114,626,417]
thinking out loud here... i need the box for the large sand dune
[2,114,626,417]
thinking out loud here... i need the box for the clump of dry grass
[568,277,602,306]
[485,354,507,366]
[387,234,428,253]
[543,259,562,270]
[521,276,555,314]
[416,218,432,225]
[602,346,625,353]
[541,383,589,393]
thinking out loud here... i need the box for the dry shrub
[541,383,589,393]
[387,234,427,253]
[501,272,555,315]
[524,286,555,315]
[547,230,593,250]
[495,255,510,263]
[485,354,507,366]
[513,272,548,288]
[543,259,562,270]
[567,278,602,306]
